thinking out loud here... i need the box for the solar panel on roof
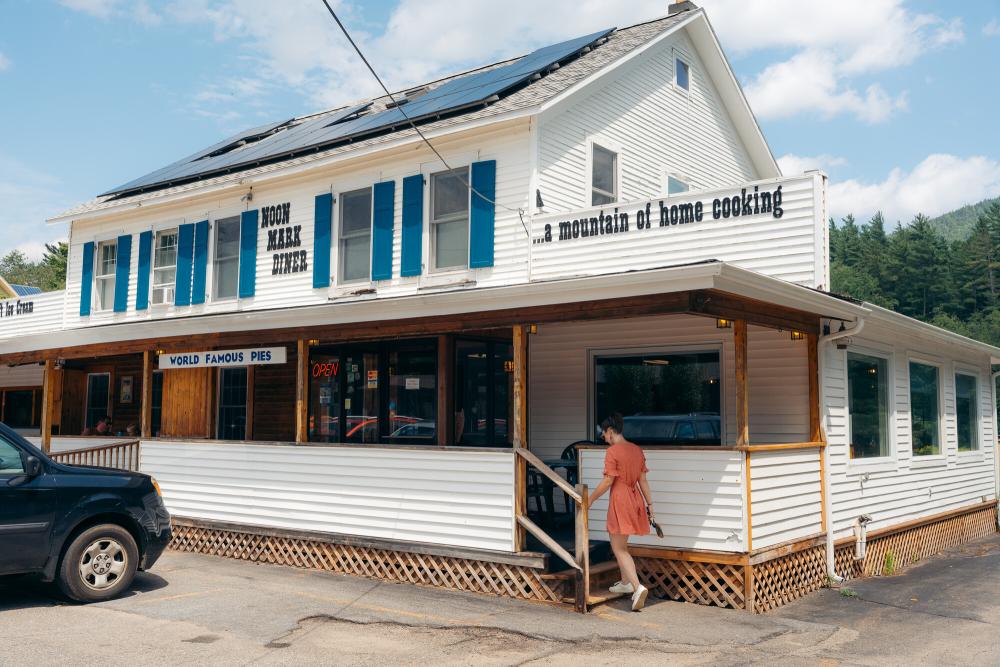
[103,28,614,197]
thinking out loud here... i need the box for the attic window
[675,57,690,91]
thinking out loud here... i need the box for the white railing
[49,439,141,471]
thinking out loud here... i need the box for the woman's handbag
[646,505,664,538]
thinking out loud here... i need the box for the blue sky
[1,0,999,258]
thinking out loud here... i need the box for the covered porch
[14,263,860,612]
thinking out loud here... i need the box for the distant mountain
[928,196,1000,242]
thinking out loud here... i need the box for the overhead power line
[318,0,530,236]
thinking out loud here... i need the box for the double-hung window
[95,240,117,311]
[591,144,617,206]
[955,372,979,452]
[909,361,941,456]
[151,228,178,305]
[847,352,890,459]
[213,215,241,300]
[431,167,470,271]
[339,187,373,283]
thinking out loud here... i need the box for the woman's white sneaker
[631,584,648,611]
[609,581,634,594]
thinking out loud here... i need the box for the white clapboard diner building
[3,2,998,613]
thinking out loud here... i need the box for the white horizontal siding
[529,174,824,287]
[748,326,810,444]
[0,363,44,387]
[750,449,822,550]
[824,320,997,539]
[140,441,515,553]
[0,291,65,342]
[580,448,745,552]
[538,30,757,213]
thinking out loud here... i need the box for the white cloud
[60,0,161,24]
[777,153,848,176]
[0,52,9,71]
[829,154,1000,224]
[985,19,1000,37]
[744,50,908,124]
[0,155,71,261]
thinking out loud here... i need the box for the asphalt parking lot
[3,535,999,666]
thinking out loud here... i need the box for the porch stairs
[542,560,627,607]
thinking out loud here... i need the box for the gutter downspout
[819,317,866,582]
[993,370,1000,530]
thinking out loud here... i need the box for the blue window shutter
[113,234,132,313]
[401,175,424,277]
[313,193,333,288]
[135,231,152,311]
[372,180,395,281]
[192,220,209,305]
[239,209,259,298]
[79,242,94,317]
[469,160,496,268]
[175,223,194,307]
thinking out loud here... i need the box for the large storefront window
[847,352,890,459]
[909,361,941,456]
[455,340,513,446]
[309,339,437,444]
[593,350,721,445]
[85,373,110,428]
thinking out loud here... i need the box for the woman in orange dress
[588,412,655,611]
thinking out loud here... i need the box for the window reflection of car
[390,421,436,438]
[619,414,721,445]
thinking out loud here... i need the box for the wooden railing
[515,447,591,612]
[49,439,141,472]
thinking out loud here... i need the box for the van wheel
[58,524,139,603]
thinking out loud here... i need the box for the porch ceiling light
[716,318,733,329]
[307,339,320,346]
[790,330,806,341]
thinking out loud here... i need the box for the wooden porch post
[40,359,55,454]
[513,324,528,551]
[734,319,754,612]
[295,339,309,443]
[140,350,153,439]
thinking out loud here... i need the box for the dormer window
[591,143,618,206]
[675,57,690,91]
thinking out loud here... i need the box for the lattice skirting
[751,545,827,613]
[169,521,567,604]
[634,557,746,610]
[834,504,998,580]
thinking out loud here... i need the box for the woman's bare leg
[610,534,640,589]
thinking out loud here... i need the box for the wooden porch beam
[688,290,821,335]
[140,350,153,439]
[512,324,529,552]
[295,339,309,443]
[734,319,749,448]
[40,359,55,454]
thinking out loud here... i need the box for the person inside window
[94,416,112,436]
[587,412,656,611]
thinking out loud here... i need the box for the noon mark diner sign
[262,202,308,276]
[159,347,287,369]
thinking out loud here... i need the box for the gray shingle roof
[53,10,694,220]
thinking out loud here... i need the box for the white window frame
[429,165,471,273]
[588,138,620,207]
[586,342,727,446]
[151,226,179,307]
[907,355,946,465]
[337,185,374,285]
[844,346,897,471]
[953,366,982,457]
[211,210,243,302]
[673,50,691,93]
[665,172,691,196]
[93,239,118,312]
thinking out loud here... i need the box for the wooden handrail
[49,439,141,456]
[49,440,141,472]
[515,447,582,503]
[516,514,580,571]
[737,441,825,452]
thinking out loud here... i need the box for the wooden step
[541,559,620,581]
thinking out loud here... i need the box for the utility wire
[318,0,530,237]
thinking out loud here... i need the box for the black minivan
[0,423,171,602]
